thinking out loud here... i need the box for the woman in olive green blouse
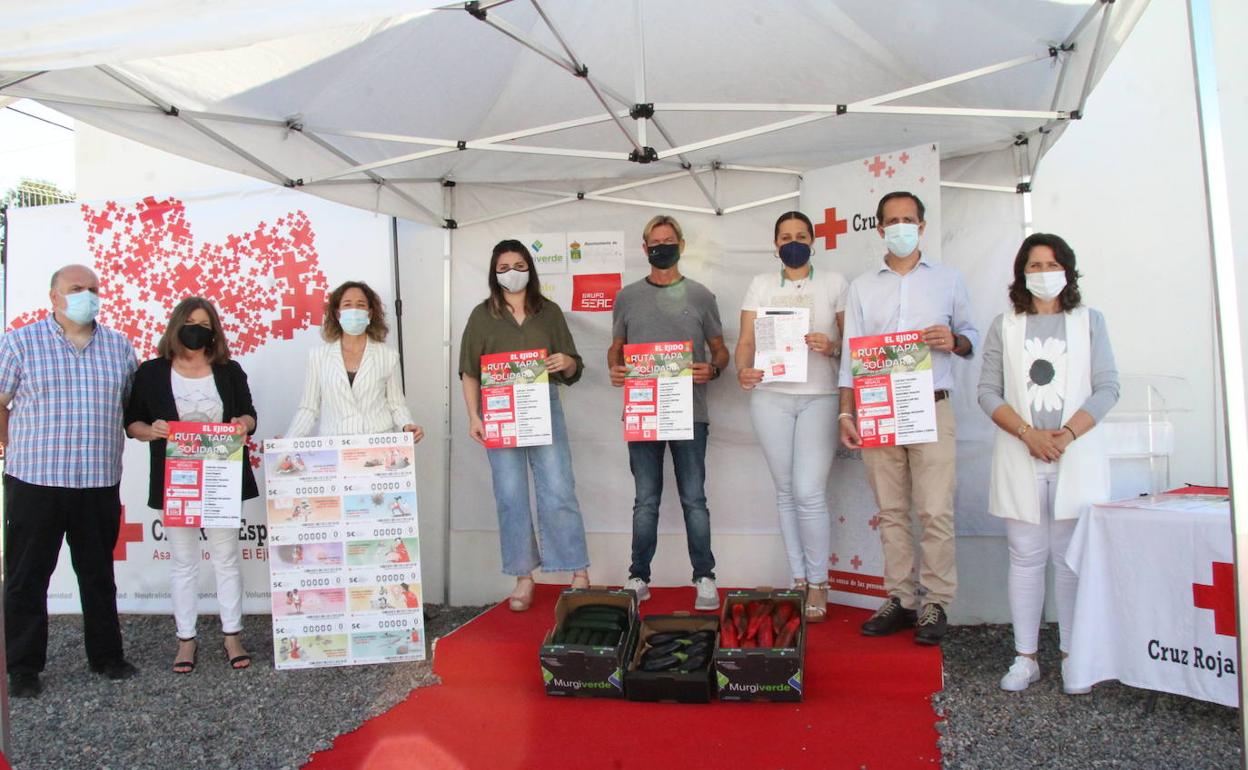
[459,239,591,611]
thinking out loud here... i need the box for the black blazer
[125,357,259,510]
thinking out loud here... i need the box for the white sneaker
[1061,657,1091,695]
[624,577,650,602]
[999,656,1041,692]
[693,577,720,611]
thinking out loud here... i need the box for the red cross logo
[867,155,886,177]
[138,196,174,228]
[830,553,839,566]
[850,555,863,570]
[868,515,881,531]
[113,506,144,561]
[1193,561,1237,637]
[814,207,849,251]
[899,152,910,164]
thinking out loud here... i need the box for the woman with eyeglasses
[734,211,849,623]
[458,239,590,611]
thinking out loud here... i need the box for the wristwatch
[710,364,721,380]
[1016,424,1030,437]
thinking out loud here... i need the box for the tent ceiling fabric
[0,0,1148,225]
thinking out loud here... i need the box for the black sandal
[223,631,252,670]
[172,637,198,675]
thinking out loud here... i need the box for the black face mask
[647,243,680,269]
[178,324,214,351]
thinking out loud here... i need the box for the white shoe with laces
[999,655,1041,692]
[693,577,720,611]
[623,577,650,602]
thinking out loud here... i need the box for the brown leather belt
[934,390,950,402]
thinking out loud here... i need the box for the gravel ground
[6,604,490,770]
[9,615,1241,769]
[937,623,1242,769]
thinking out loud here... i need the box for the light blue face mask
[62,290,100,324]
[883,223,920,257]
[339,308,370,336]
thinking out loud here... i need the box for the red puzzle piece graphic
[8,197,330,360]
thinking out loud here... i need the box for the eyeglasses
[495,265,530,273]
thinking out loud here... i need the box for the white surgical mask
[1025,270,1067,300]
[497,270,530,293]
[882,223,920,257]
[339,308,370,336]
[62,290,101,325]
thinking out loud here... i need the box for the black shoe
[861,596,917,636]
[90,659,139,680]
[9,672,42,698]
[914,603,948,646]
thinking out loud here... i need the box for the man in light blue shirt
[837,192,978,646]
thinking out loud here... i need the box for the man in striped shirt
[0,264,139,698]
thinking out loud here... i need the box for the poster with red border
[849,331,937,447]
[623,341,694,442]
[480,349,552,449]
[162,421,245,528]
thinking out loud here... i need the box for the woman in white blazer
[286,281,424,441]
[977,233,1119,695]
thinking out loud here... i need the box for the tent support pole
[458,196,581,228]
[939,181,1018,194]
[632,0,648,148]
[1031,45,1076,181]
[720,191,801,215]
[0,72,45,92]
[1076,0,1116,117]
[528,0,644,154]
[1063,0,1109,48]
[4,90,166,114]
[442,183,455,605]
[1186,0,1248,750]
[300,129,442,222]
[95,65,293,186]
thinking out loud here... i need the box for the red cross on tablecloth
[830,553,839,566]
[869,515,881,531]
[814,207,849,250]
[851,555,863,570]
[113,506,144,561]
[1193,561,1238,637]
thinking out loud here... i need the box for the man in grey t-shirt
[608,214,729,611]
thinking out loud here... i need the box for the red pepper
[720,619,738,648]
[746,600,772,640]
[758,618,775,648]
[732,603,748,637]
[772,602,795,634]
[777,616,801,648]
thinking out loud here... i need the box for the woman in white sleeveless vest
[977,233,1119,694]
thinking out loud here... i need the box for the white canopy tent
[2,0,1245,751]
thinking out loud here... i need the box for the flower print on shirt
[1024,336,1067,414]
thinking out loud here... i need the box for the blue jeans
[627,422,715,582]
[749,390,836,583]
[486,386,589,576]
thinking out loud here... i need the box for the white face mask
[496,269,530,293]
[1025,270,1067,300]
[882,223,920,257]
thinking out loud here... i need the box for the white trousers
[749,390,837,583]
[1005,472,1078,655]
[166,525,244,639]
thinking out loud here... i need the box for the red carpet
[303,585,943,770]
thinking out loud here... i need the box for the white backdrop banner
[800,142,943,608]
[4,187,399,614]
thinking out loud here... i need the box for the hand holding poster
[754,307,811,383]
[480,349,552,448]
[623,341,694,442]
[163,421,245,528]
[264,431,425,670]
[849,331,937,447]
